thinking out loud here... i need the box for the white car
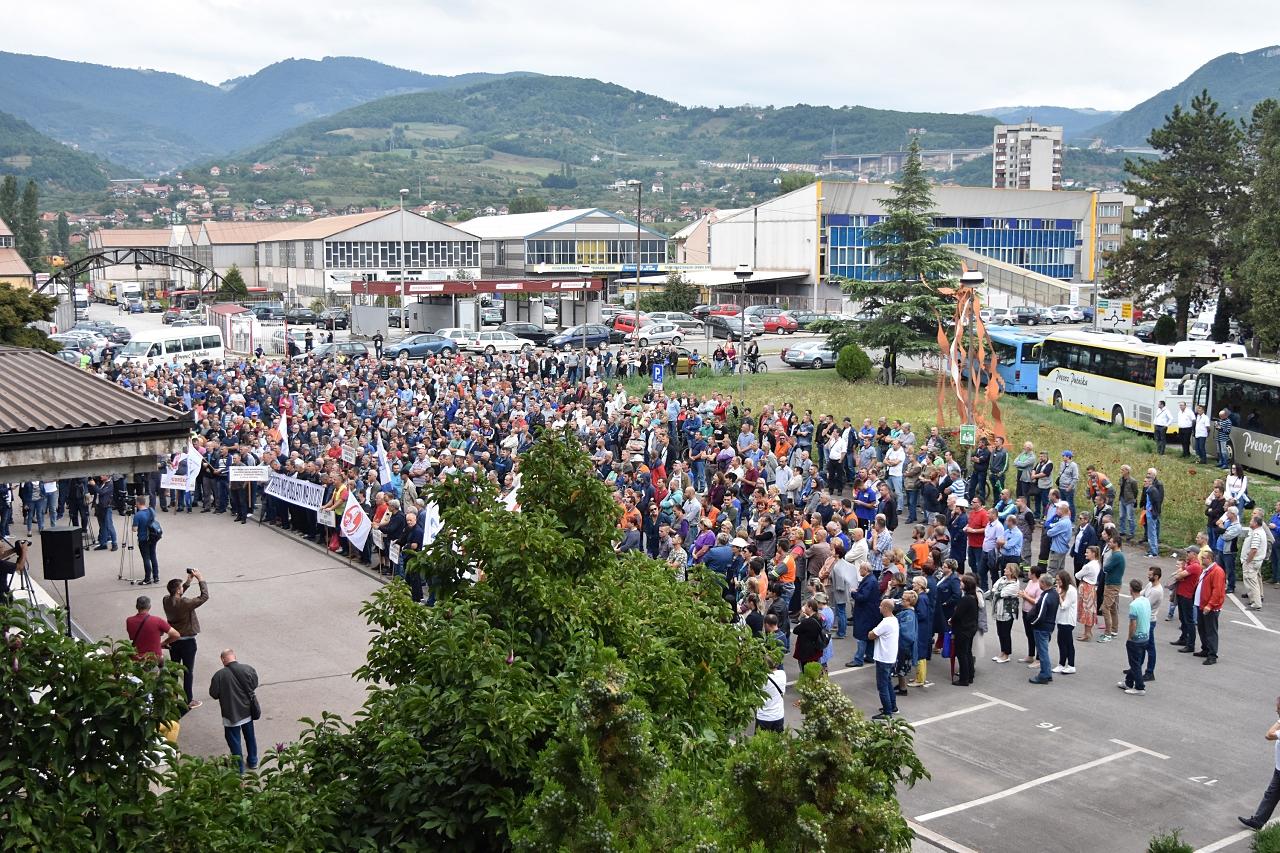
[1187,320,1212,341]
[980,308,1015,326]
[269,327,309,354]
[435,327,479,347]
[646,312,704,333]
[466,330,535,354]
[1048,304,1086,323]
[635,323,685,346]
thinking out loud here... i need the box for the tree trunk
[1174,293,1191,340]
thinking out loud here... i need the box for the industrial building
[993,122,1064,191]
[706,180,1099,310]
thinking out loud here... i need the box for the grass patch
[629,369,1279,548]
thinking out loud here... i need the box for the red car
[609,312,650,335]
[707,303,742,317]
[764,312,799,334]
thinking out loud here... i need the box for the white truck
[73,287,89,319]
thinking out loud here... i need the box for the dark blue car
[391,333,459,359]
[548,324,611,349]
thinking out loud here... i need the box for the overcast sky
[7,0,1276,112]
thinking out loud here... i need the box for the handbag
[230,664,262,721]
[940,629,954,659]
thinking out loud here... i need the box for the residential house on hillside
[209,166,221,177]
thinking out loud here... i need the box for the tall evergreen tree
[1105,91,1247,339]
[1241,99,1280,352]
[55,211,71,257]
[18,179,42,266]
[827,137,954,384]
[0,176,16,232]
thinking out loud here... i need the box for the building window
[1097,202,1123,218]
[496,242,506,266]
[1099,222,1121,235]
[304,241,314,268]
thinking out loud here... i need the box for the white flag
[422,501,443,545]
[376,432,392,485]
[184,440,198,492]
[279,410,289,457]
[340,492,371,550]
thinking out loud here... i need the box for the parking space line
[915,745,1148,823]
[1107,738,1170,760]
[1193,831,1252,853]
[786,665,870,687]
[906,819,981,853]
[1230,619,1280,635]
[1229,594,1265,629]
[912,693,1025,728]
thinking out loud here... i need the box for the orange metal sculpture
[936,268,1006,442]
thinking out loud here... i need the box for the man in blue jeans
[847,562,880,667]
[1028,574,1059,684]
[208,648,259,774]
[1142,469,1164,559]
[1121,579,1151,694]
[870,599,900,720]
[92,475,117,551]
[1143,566,1163,682]
[131,496,160,585]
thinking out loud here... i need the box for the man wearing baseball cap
[1058,451,1080,518]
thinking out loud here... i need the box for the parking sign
[651,362,665,390]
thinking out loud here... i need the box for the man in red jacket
[1193,548,1225,665]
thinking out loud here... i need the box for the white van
[114,325,224,369]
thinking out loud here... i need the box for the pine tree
[1241,99,1280,352]
[1105,91,1247,338]
[216,264,249,300]
[828,137,954,384]
[0,176,16,232]
[55,212,71,257]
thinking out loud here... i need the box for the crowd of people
[12,341,1279,729]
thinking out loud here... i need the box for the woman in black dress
[949,573,980,686]
[792,599,826,668]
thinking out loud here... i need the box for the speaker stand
[63,577,71,638]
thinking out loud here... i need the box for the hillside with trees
[0,110,131,191]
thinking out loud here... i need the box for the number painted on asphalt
[1188,776,1219,786]
[1036,722,1062,733]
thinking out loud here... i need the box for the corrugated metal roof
[267,210,394,240]
[0,247,32,277]
[462,208,598,240]
[200,221,294,245]
[0,347,189,443]
[91,229,174,248]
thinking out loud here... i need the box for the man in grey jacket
[1057,451,1080,518]
[208,648,259,773]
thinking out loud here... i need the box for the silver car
[645,311,704,333]
[635,322,685,346]
[782,339,838,369]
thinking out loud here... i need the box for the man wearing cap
[1058,451,1080,518]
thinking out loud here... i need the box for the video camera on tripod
[113,473,148,516]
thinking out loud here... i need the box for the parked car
[269,327,309,354]
[466,330,535,354]
[126,298,145,314]
[481,306,504,326]
[744,305,794,333]
[784,310,843,331]
[980,307,1016,326]
[1133,320,1157,342]
[548,324,611,349]
[781,339,838,369]
[284,308,318,325]
[391,333,459,359]
[53,349,83,366]
[1010,305,1052,326]
[609,312,650,336]
[74,320,115,334]
[1187,320,1212,341]
[666,345,701,376]
[106,325,132,345]
[51,333,105,364]
[162,307,182,324]
[706,303,742,317]
[388,309,407,329]
[319,308,349,330]
[498,322,559,346]
[1048,304,1086,323]
[645,311,704,332]
[170,318,196,328]
[635,323,684,346]
[690,304,712,319]
[251,305,284,323]
[146,299,165,313]
[705,314,756,341]
[292,341,369,361]
[435,328,480,347]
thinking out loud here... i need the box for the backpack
[148,515,163,541]
[816,619,831,649]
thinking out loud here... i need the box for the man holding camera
[163,568,209,710]
[91,475,117,551]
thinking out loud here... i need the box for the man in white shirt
[870,598,901,720]
[1153,401,1174,455]
[754,659,787,734]
[1244,515,1269,611]
[1177,402,1195,458]
[1194,405,1212,464]
[1142,566,1165,683]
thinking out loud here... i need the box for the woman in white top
[1226,464,1250,515]
[1074,545,1101,642]
[1053,569,1078,675]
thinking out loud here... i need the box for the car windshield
[119,340,153,356]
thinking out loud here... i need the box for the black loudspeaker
[41,527,85,581]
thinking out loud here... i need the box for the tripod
[116,513,138,584]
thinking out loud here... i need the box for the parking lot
[779,574,1280,853]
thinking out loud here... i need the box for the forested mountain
[969,106,1121,140]
[0,110,130,191]
[0,52,526,172]
[1092,45,1280,146]
[246,74,999,166]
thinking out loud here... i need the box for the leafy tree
[778,171,816,194]
[0,175,16,229]
[835,343,874,381]
[1152,314,1178,345]
[1105,91,1248,338]
[826,137,955,385]
[54,211,71,257]
[2,606,188,850]
[1241,99,1280,352]
[216,264,249,300]
[508,194,547,214]
[636,271,698,312]
[0,284,60,351]
[18,179,43,269]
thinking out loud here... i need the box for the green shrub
[1254,823,1280,853]
[836,343,874,382]
[1152,314,1177,345]
[1148,828,1193,853]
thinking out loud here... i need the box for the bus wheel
[1053,391,1063,410]
[1111,406,1125,429]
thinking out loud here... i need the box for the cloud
[5,0,1275,111]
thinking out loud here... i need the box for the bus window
[165,339,183,355]
[183,336,202,352]
[202,334,221,349]
[992,341,1018,367]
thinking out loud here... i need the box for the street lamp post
[399,189,409,328]
[577,264,593,359]
[631,180,643,350]
[734,263,753,403]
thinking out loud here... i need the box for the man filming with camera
[163,567,208,710]
[91,475,118,552]
[0,538,30,606]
